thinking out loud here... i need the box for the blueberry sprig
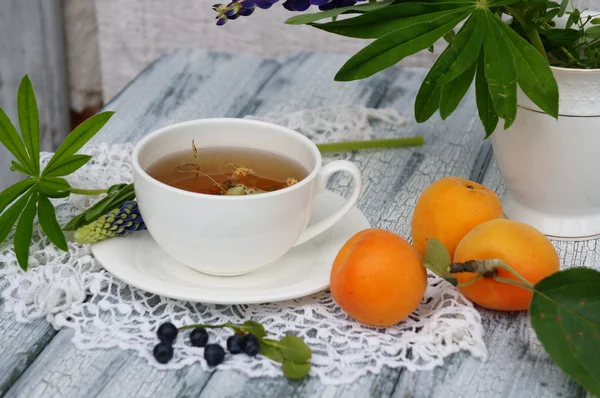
[153,320,312,379]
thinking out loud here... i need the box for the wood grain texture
[0,49,594,398]
[0,0,70,189]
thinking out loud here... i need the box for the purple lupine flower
[213,0,368,25]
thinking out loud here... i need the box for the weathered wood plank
[0,0,70,189]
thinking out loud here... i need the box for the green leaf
[39,177,71,199]
[38,195,68,251]
[17,75,40,175]
[440,62,477,120]
[0,178,36,214]
[277,336,312,363]
[482,11,517,129]
[428,9,485,85]
[311,4,473,39]
[414,11,483,122]
[586,26,600,39]
[487,0,522,6]
[0,190,33,244]
[496,18,559,118]
[335,9,471,81]
[285,0,393,25]
[240,320,267,339]
[10,161,31,175]
[282,360,311,380]
[14,190,38,271]
[423,238,456,285]
[63,183,134,231]
[542,28,582,47]
[0,107,33,175]
[45,111,114,172]
[260,339,283,363]
[414,83,442,123]
[42,154,93,177]
[591,17,600,25]
[530,268,600,396]
[558,0,569,17]
[475,52,499,137]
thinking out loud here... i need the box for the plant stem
[70,188,109,195]
[456,273,483,288]
[493,276,534,291]
[316,137,424,153]
[507,7,549,62]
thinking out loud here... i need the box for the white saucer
[91,190,370,304]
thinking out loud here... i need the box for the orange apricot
[330,228,427,327]
[453,219,560,311]
[411,176,504,259]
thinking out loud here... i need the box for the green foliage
[290,0,600,136]
[0,75,114,270]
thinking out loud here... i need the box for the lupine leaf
[335,10,471,81]
[482,11,517,129]
[414,11,482,122]
[285,0,394,25]
[0,107,33,175]
[0,178,36,214]
[38,195,68,251]
[42,154,93,177]
[0,190,33,244]
[415,83,442,123]
[440,62,477,120]
[45,111,114,172]
[17,75,40,175]
[558,0,569,17]
[496,16,559,118]
[10,161,32,176]
[530,268,600,396]
[435,11,484,85]
[475,52,499,137]
[14,191,38,271]
[39,177,71,199]
[487,0,521,6]
[311,4,473,39]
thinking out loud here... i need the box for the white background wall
[66,0,596,106]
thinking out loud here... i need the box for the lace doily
[0,107,487,384]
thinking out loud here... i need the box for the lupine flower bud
[74,201,146,244]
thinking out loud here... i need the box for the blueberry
[243,334,260,357]
[190,327,209,347]
[153,342,174,364]
[227,334,245,354]
[157,322,178,344]
[204,344,226,367]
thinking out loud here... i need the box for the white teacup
[132,118,362,276]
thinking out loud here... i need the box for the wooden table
[0,50,592,398]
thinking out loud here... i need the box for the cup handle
[293,160,362,247]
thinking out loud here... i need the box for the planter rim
[550,65,600,73]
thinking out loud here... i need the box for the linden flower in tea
[147,141,306,195]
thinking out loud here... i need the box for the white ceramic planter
[491,66,600,240]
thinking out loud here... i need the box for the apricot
[330,228,427,327]
[411,176,504,259]
[454,219,560,311]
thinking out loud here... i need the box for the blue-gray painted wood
[0,0,70,190]
[0,50,591,398]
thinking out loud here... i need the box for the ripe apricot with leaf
[411,176,504,259]
[453,219,560,311]
[330,228,427,327]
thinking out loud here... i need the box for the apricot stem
[449,259,505,275]
[456,273,483,288]
[493,262,534,289]
[493,276,534,291]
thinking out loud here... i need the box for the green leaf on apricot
[530,268,600,396]
[423,237,457,285]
